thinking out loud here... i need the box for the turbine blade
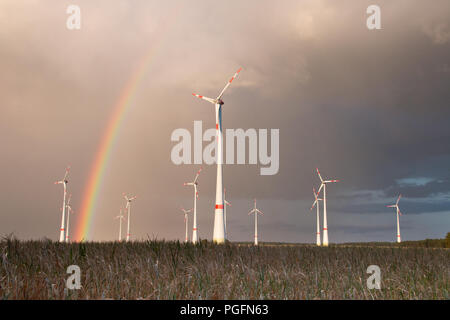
[325,180,339,183]
[316,168,324,182]
[257,209,263,215]
[194,167,203,183]
[396,194,402,205]
[317,183,324,194]
[63,166,70,180]
[310,199,318,211]
[217,67,242,100]
[192,93,216,104]
[313,187,318,200]
[225,200,231,206]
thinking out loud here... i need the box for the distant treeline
[246,233,450,249]
[337,233,450,248]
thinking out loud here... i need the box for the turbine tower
[224,188,231,241]
[184,167,202,244]
[192,67,242,244]
[123,193,137,242]
[316,168,339,247]
[114,209,125,242]
[65,193,74,243]
[180,207,192,243]
[310,187,322,246]
[387,195,403,243]
[54,166,70,242]
[248,199,264,246]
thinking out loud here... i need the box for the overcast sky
[1,0,449,243]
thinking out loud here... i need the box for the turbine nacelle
[180,207,193,215]
[310,187,322,210]
[387,195,403,216]
[316,168,339,194]
[248,199,264,215]
[192,68,241,107]
[123,193,137,202]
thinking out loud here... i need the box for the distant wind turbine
[386,195,403,243]
[65,193,74,243]
[54,166,70,242]
[184,167,202,244]
[224,188,231,241]
[310,187,322,246]
[114,209,125,242]
[316,168,339,247]
[248,199,264,246]
[123,194,137,242]
[192,68,242,244]
[180,207,192,243]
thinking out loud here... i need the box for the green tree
[446,232,450,248]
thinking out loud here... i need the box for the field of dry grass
[0,238,448,299]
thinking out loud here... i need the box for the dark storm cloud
[0,0,449,242]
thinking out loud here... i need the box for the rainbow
[74,6,182,241]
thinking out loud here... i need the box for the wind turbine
[224,188,231,241]
[192,67,242,244]
[180,207,192,243]
[114,209,125,242]
[248,199,264,246]
[316,168,339,247]
[184,167,202,244]
[123,194,137,242]
[54,166,70,242]
[65,193,74,243]
[310,187,322,246]
[386,195,403,243]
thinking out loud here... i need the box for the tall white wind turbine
[114,209,125,242]
[123,194,137,242]
[184,167,202,244]
[316,168,339,247]
[310,187,322,246]
[248,199,264,246]
[65,193,74,243]
[386,195,403,243]
[180,207,192,243]
[192,68,242,244]
[224,188,231,241]
[54,166,70,242]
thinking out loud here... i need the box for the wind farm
[1,0,449,303]
[1,65,447,301]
